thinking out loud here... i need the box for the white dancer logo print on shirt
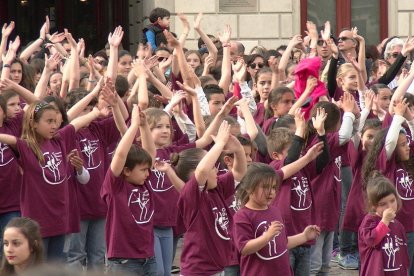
[149,159,173,192]
[334,156,342,182]
[382,233,405,272]
[0,142,13,166]
[212,207,230,240]
[395,169,414,200]
[255,221,287,260]
[128,189,154,224]
[41,151,66,185]
[291,176,311,211]
[80,138,101,170]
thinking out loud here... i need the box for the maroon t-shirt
[359,214,409,276]
[101,169,154,259]
[307,132,348,231]
[233,205,292,276]
[76,118,120,220]
[179,173,235,276]
[377,148,414,232]
[253,102,265,127]
[66,164,81,234]
[262,117,278,136]
[270,159,316,239]
[342,142,367,232]
[16,124,76,237]
[149,143,196,227]
[0,113,23,214]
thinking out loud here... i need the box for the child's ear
[271,151,281,160]
[123,167,131,177]
[223,155,233,168]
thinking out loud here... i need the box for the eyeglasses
[338,37,353,42]
[389,53,400,59]
[249,63,264,69]
[317,40,326,46]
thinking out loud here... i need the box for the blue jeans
[0,211,20,258]
[310,231,334,276]
[43,234,66,262]
[224,265,240,276]
[406,232,414,276]
[108,257,157,275]
[290,245,311,276]
[338,166,357,255]
[67,219,106,271]
[154,227,173,276]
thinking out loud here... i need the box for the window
[301,0,388,45]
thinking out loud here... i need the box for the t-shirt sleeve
[233,210,254,253]
[58,124,77,153]
[94,117,121,147]
[101,168,125,198]
[6,111,24,137]
[216,172,235,199]
[178,175,201,227]
[359,216,383,248]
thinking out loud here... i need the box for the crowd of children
[1,6,414,276]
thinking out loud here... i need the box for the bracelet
[3,64,10,68]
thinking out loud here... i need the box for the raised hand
[45,52,63,71]
[2,36,20,65]
[305,141,324,161]
[311,108,327,136]
[159,55,173,71]
[294,108,306,132]
[64,29,77,48]
[341,92,356,113]
[320,21,331,42]
[144,55,159,70]
[194,13,203,30]
[164,30,180,48]
[2,21,14,38]
[288,35,303,49]
[49,32,66,44]
[351,27,364,44]
[154,159,172,173]
[218,24,232,44]
[100,82,118,107]
[212,120,231,146]
[305,21,318,41]
[39,16,50,40]
[178,13,190,34]
[364,90,375,111]
[347,53,361,72]
[218,96,238,116]
[401,37,414,57]
[268,56,279,74]
[133,59,148,78]
[176,81,197,97]
[232,58,247,83]
[169,91,187,108]
[108,26,124,47]
[394,97,408,116]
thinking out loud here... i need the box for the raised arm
[195,121,230,185]
[106,26,124,81]
[0,134,17,150]
[0,78,38,104]
[278,35,303,80]
[218,25,232,95]
[110,105,140,176]
[133,60,149,110]
[237,98,258,140]
[1,36,20,82]
[0,21,14,60]
[352,27,367,84]
[289,76,317,115]
[63,29,80,94]
[100,80,128,136]
[194,13,218,64]
[390,63,414,114]
[34,53,62,99]
[67,77,102,121]
[177,14,190,46]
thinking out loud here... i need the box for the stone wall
[132,0,300,53]
[389,0,414,39]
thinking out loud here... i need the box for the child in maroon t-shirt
[101,105,158,274]
[358,174,409,276]
[233,163,320,276]
[160,121,247,276]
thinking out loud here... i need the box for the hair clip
[34,102,49,115]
